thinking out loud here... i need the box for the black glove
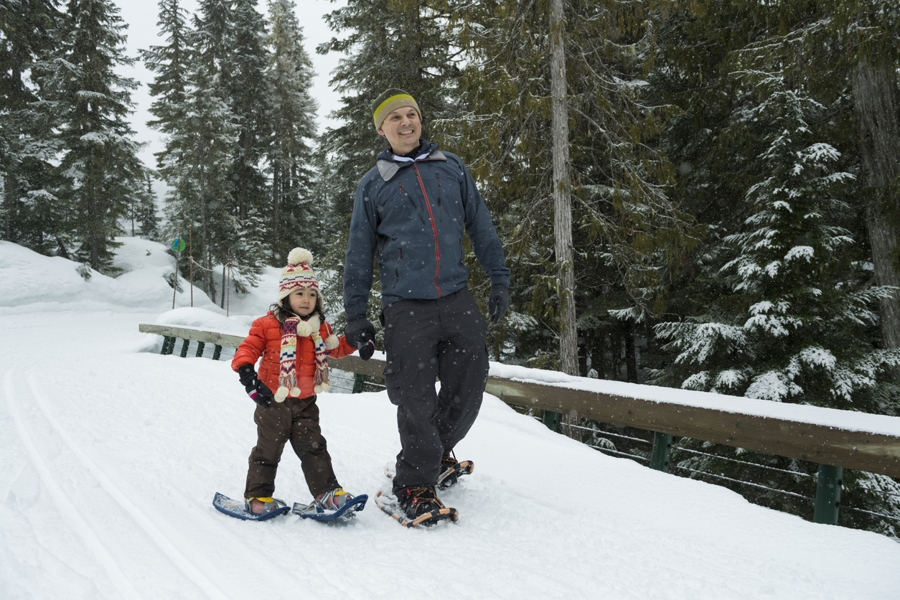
[346,316,376,361]
[237,364,273,408]
[488,284,509,323]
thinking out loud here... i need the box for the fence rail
[139,323,900,526]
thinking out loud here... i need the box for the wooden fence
[139,323,900,526]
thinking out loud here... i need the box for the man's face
[378,106,421,155]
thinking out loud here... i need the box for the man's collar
[376,148,447,181]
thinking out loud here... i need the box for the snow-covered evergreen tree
[653,72,900,536]
[1,0,65,254]
[265,0,318,264]
[42,0,146,272]
[226,0,270,285]
[655,73,900,409]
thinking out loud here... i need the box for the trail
[2,239,900,599]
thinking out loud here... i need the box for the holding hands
[346,316,376,361]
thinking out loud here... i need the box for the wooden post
[195,341,206,358]
[650,432,673,472]
[542,410,561,432]
[161,336,175,355]
[352,373,366,394]
[172,251,178,310]
[179,339,190,358]
[213,345,222,360]
[813,464,842,525]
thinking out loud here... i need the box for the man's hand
[237,364,273,408]
[346,316,376,361]
[488,285,509,323]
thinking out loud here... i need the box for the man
[343,89,510,525]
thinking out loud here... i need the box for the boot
[245,496,287,516]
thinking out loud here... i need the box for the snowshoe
[375,486,458,528]
[437,455,474,490]
[213,492,290,521]
[292,488,368,521]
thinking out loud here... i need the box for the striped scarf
[275,315,330,402]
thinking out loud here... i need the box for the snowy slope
[1,239,899,600]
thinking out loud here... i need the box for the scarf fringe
[278,315,329,400]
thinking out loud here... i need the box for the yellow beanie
[372,89,420,130]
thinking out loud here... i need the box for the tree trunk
[625,320,638,383]
[550,0,580,439]
[272,161,280,262]
[851,61,900,368]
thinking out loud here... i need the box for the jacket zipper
[413,163,442,296]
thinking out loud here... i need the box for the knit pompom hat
[278,248,318,302]
[372,89,420,130]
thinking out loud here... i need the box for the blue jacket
[344,140,510,318]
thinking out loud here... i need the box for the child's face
[288,288,318,317]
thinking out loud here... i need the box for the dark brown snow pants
[244,395,339,500]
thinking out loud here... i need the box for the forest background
[3,0,900,537]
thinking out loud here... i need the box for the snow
[2,238,900,599]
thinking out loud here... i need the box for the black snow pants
[244,395,340,500]
[381,288,490,492]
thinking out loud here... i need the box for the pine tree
[136,174,159,239]
[1,0,65,253]
[226,0,270,287]
[656,74,898,405]
[167,55,237,301]
[43,0,146,272]
[654,71,900,532]
[448,0,696,381]
[265,0,318,264]
[141,0,189,248]
[140,0,190,141]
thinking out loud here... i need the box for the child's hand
[359,339,375,361]
[237,364,274,408]
[346,316,376,361]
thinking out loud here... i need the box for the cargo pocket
[381,310,417,403]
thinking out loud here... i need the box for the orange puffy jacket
[232,312,356,398]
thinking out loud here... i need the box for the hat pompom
[296,320,311,337]
[315,382,331,394]
[287,247,313,267]
[275,387,289,403]
[290,387,301,397]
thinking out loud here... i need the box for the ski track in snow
[4,371,142,600]
[20,370,230,599]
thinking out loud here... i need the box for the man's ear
[377,129,385,137]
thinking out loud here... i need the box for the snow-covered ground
[1,238,899,600]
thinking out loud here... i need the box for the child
[232,247,361,516]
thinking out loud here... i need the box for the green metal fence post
[161,336,175,355]
[813,464,842,525]
[542,410,561,432]
[352,373,367,394]
[212,345,222,360]
[650,432,673,472]
[195,341,205,358]
[179,339,190,357]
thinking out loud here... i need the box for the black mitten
[346,316,376,361]
[359,340,375,361]
[237,364,273,407]
[488,284,509,323]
